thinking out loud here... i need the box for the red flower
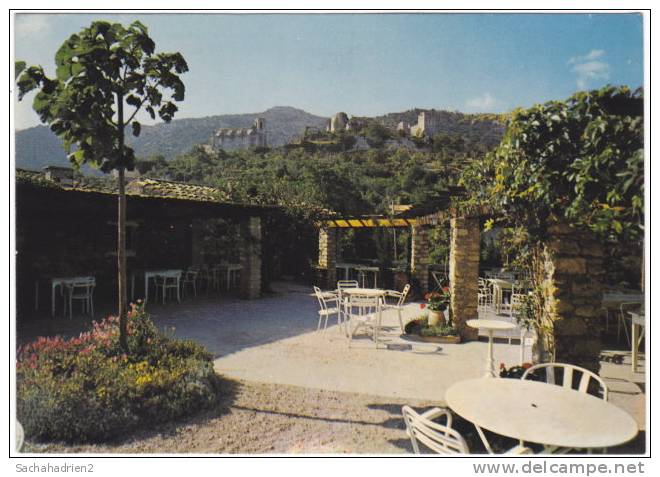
[420,303,426,309]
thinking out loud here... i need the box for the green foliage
[16,20,188,172]
[461,85,644,242]
[16,304,221,443]
[363,122,392,148]
[404,317,457,337]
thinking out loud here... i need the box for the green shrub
[17,303,222,443]
[404,316,458,337]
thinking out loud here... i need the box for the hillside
[15,106,328,171]
[372,109,507,149]
[15,106,506,171]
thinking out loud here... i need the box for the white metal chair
[337,280,358,326]
[346,293,382,347]
[430,271,446,292]
[16,421,24,452]
[477,277,492,312]
[181,269,199,298]
[313,286,342,333]
[521,363,609,453]
[64,277,95,320]
[155,271,182,304]
[402,406,532,455]
[383,284,411,332]
[521,362,609,400]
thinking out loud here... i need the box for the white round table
[467,319,516,377]
[446,378,638,451]
[342,288,386,297]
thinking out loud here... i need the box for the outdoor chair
[16,421,24,452]
[521,362,609,454]
[383,283,411,333]
[337,280,359,324]
[521,362,609,401]
[346,293,382,347]
[337,279,359,290]
[182,269,199,299]
[155,271,182,304]
[477,277,493,312]
[430,271,446,292]
[401,406,532,455]
[63,277,95,320]
[313,286,342,334]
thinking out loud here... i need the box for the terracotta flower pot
[428,309,444,326]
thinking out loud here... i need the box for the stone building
[397,121,411,135]
[328,112,349,133]
[410,111,445,137]
[15,167,269,315]
[213,118,267,150]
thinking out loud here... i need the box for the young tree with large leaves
[16,21,188,350]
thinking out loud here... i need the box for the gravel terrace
[24,379,437,454]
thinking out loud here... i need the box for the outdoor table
[355,265,379,288]
[445,377,638,454]
[219,263,243,291]
[134,269,183,304]
[467,319,516,378]
[602,291,643,337]
[48,276,95,317]
[343,288,386,343]
[487,278,514,314]
[336,262,361,281]
[628,311,645,373]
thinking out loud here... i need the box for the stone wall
[539,220,604,372]
[449,216,480,341]
[240,216,262,299]
[318,227,337,288]
[411,226,430,293]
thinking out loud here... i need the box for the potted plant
[425,288,450,326]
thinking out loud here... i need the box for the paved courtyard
[18,281,646,439]
[135,282,644,431]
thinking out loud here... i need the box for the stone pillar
[540,220,604,372]
[449,216,480,341]
[411,226,430,292]
[318,227,337,288]
[240,216,262,299]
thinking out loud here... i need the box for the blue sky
[14,12,644,130]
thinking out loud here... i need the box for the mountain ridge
[15,106,505,171]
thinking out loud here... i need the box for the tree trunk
[117,93,128,351]
[118,167,128,349]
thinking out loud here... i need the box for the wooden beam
[322,218,418,228]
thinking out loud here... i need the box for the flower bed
[403,316,461,343]
[17,303,222,443]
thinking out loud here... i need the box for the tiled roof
[126,178,228,202]
[16,168,230,204]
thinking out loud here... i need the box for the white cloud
[466,93,500,112]
[568,49,605,65]
[568,49,610,90]
[15,14,51,39]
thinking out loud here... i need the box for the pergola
[317,189,481,342]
